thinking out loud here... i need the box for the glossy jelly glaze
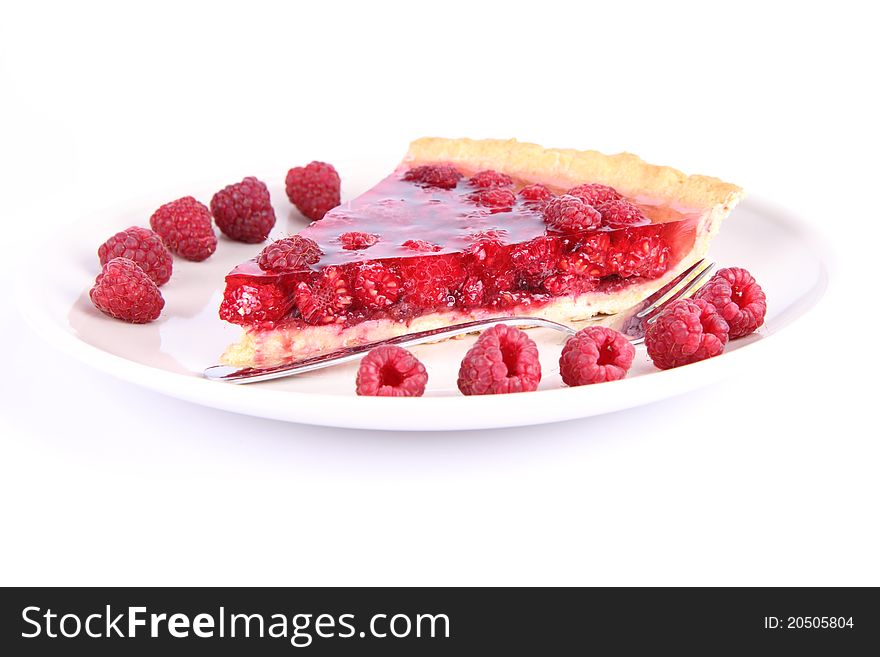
[221,166,702,329]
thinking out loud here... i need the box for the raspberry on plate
[89,257,164,323]
[403,164,462,189]
[149,196,217,262]
[457,324,542,395]
[697,267,767,338]
[210,176,276,243]
[543,195,602,233]
[356,346,428,397]
[285,161,341,221]
[98,226,172,286]
[559,327,635,386]
[257,236,322,273]
[645,298,729,370]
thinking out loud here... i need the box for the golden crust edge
[404,137,744,211]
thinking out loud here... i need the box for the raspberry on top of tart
[219,138,743,368]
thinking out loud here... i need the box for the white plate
[17,171,830,431]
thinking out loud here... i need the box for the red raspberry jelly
[221,167,701,329]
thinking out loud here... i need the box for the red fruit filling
[469,170,513,188]
[339,231,379,250]
[543,195,602,233]
[293,266,353,325]
[220,166,702,330]
[518,184,553,202]
[219,280,295,328]
[566,183,622,207]
[470,187,516,209]
[402,239,442,253]
[356,346,428,397]
[353,262,401,309]
[403,164,462,189]
[457,324,542,395]
[598,198,648,228]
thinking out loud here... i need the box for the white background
[1,1,877,585]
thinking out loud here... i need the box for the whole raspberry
[457,324,542,395]
[285,161,341,221]
[469,170,513,188]
[466,235,515,294]
[518,184,553,202]
[598,198,648,228]
[402,239,442,253]
[89,257,164,323]
[98,226,172,286]
[543,195,602,233]
[559,233,611,278]
[294,266,353,324]
[566,183,622,207]
[470,188,516,209]
[645,298,729,370]
[356,346,428,397]
[339,231,379,250]
[403,164,462,189]
[210,176,276,243]
[219,281,294,326]
[149,196,217,262]
[457,276,485,306]
[354,262,401,309]
[510,236,560,284]
[398,254,465,308]
[606,229,670,278]
[559,327,635,386]
[697,267,767,339]
[257,236,322,272]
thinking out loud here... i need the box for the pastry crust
[404,137,743,211]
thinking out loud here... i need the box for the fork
[204,259,715,384]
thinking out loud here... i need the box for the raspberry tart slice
[220,138,743,368]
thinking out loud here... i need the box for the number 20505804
[764,617,854,629]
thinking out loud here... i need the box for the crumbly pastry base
[221,138,743,368]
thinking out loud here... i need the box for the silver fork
[204,259,715,384]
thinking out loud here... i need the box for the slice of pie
[219,138,743,368]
